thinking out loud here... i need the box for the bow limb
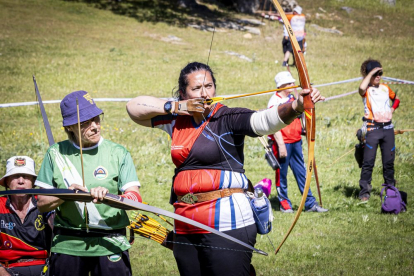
[312,158,323,206]
[394,129,414,135]
[286,66,322,207]
[271,0,315,255]
[0,189,268,256]
[33,75,55,146]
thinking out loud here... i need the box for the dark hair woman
[126,62,324,275]
[357,59,400,201]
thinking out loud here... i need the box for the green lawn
[1,0,413,275]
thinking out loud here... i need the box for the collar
[6,195,37,214]
[71,137,103,150]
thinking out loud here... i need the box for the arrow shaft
[207,85,299,105]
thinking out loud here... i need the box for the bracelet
[173,101,179,114]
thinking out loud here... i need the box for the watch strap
[174,101,179,113]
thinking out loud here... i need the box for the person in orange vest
[281,6,306,66]
[358,59,400,201]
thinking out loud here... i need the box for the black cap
[366,61,381,75]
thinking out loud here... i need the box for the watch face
[164,101,172,113]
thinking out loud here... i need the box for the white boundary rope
[1,76,412,108]
[0,98,132,108]
[323,90,358,102]
[382,77,414,85]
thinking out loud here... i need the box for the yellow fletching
[129,212,171,245]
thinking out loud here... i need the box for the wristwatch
[164,101,173,114]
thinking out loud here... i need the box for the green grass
[1,0,414,275]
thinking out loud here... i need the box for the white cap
[274,71,296,88]
[0,156,37,187]
[293,6,302,14]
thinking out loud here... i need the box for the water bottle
[254,178,272,198]
[253,186,266,208]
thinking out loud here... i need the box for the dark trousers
[359,128,395,198]
[282,37,304,54]
[49,251,132,276]
[272,140,316,210]
[173,224,257,276]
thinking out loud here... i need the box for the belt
[1,258,46,268]
[54,227,126,238]
[177,188,245,204]
[363,118,392,127]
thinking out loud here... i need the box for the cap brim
[0,168,37,187]
[63,106,103,127]
[277,79,296,88]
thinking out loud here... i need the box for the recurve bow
[271,0,316,255]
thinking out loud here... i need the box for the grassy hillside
[0,0,413,275]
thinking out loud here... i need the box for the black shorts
[49,251,132,276]
[173,224,257,276]
[282,37,304,53]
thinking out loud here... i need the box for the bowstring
[201,112,276,252]
[162,240,256,254]
[206,26,215,68]
[202,27,258,251]
[203,25,216,87]
[202,24,275,252]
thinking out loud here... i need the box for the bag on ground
[380,184,407,214]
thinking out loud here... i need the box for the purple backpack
[381,184,407,214]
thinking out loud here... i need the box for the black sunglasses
[79,114,104,128]
[373,71,383,77]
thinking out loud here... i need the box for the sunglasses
[79,114,104,128]
[373,71,383,77]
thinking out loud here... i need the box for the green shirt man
[36,90,142,276]
[36,138,140,256]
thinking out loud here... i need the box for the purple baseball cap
[60,91,103,127]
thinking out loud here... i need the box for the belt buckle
[181,193,198,204]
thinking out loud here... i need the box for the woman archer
[358,59,400,201]
[126,62,324,275]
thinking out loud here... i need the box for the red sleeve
[120,191,142,203]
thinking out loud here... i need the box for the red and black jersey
[152,104,258,233]
[0,196,50,267]
[153,104,258,173]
